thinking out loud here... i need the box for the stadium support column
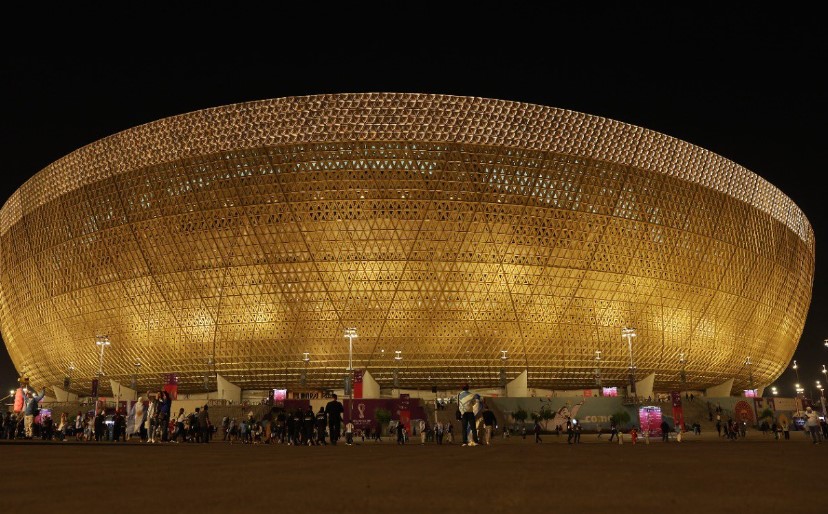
[216,374,241,404]
[506,370,528,397]
[52,385,79,402]
[109,380,137,402]
[634,373,656,401]
[705,378,734,398]
[361,370,380,399]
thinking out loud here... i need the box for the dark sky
[1,7,825,397]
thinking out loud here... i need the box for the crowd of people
[3,378,827,446]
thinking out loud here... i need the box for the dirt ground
[1,435,823,513]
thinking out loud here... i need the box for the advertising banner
[639,406,663,437]
[399,393,411,433]
[354,370,364,399]
[670,391,685,431]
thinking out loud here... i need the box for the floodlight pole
[344,327,357,424]
[622,327,639,437]
[95,335,111,416]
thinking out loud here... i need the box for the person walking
[661,420,670,443]
[457,384,480,447]
[345,420,355,445]
[396,421,405,445]
[804,407,821,444]
[566,417,574,444]
[445,422,453,444]
[574,420,582,443]
[325,393,344,445]
[172,408,185,443]
[418,419,427,445]
[482,407,497,445]
[534,420,542,443]
[608,420,618,443]
[316,407,328,445]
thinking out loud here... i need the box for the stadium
[0,93,814,396]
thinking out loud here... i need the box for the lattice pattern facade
[0,93,814,394]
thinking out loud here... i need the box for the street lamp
[499,350,508,387]
[131,359,141,390]
[300,352,310,387]
[771,386,778,396]
[393,350,403,388]
[95,335,111,376]
[344,327,357,421]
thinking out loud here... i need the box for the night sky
[1,8,825,397]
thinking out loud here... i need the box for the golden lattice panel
[0,94,814,394]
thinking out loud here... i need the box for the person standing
[534,420,542,443]
[574,420,582,443]
[446,422,453,444]
[661,420,670,443]
[198,405,210,443]
[325,394,344,445]
[23,388,45,439]
[94,409,105,442]
[566,417,574,445]
[482,407,497,445]
[804,407,821,444]
[75,411,84,441]
[457,384,480,447]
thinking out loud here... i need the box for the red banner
[353,370,363,399]
[399,393,411,433]
[670,391,685,431]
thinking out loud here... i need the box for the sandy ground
[1,434,824,513]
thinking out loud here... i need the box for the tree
[610,410,631,428]
[530,411,542,423]
[375,408,392,433]
[540,406,555,430]
[512,406,528,425]
[759,408,774,421]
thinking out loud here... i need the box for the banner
[638,406,663,437]
[670,391,685,431]
[399,393,411,433]
[126,400,145,436]
[353,370,364,399]
[164,373,178,400]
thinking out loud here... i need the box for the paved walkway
[2,436,824,513]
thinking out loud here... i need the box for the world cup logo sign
[357,403,366,419]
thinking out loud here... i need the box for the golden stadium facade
[0,93,814,394]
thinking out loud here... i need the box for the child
[345,420,354,445]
